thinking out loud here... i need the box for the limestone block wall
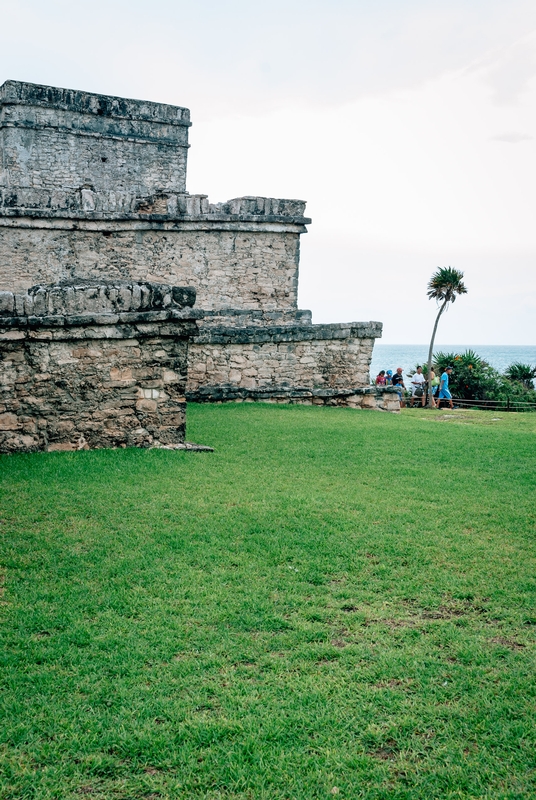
[0,81,190,195]
[187,322,381,397]
[0,223,303,311]
[0,83,310,314]
[0,282,198,453]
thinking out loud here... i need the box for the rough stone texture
[0,282,198,453]
[0,190,307,219]
[0,224,302,310]
[0,81,392,415]
[0,280,196,321]
[0,81,190,196]
[189,384,400,411]
[188,327,379,393]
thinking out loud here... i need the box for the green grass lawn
[1,404,535,800]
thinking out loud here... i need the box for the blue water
[370,345,536,383]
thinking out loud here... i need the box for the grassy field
[1,404,535,799]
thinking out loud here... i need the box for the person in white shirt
[410,366,426,407]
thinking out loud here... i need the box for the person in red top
[375,370,386,386]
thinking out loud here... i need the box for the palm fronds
[427,267,468,304]
[504,362,536,390]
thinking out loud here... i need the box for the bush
[504,362,536,390]
[432,351,536,409]
[433,350,497,400]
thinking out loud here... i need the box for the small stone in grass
[330,788,340,795]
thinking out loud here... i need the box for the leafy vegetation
[406,352,536,409]
[1,403,535,799]
[433,350,497,401]
[504,362,536,390]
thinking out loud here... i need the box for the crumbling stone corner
[0,281,199,453]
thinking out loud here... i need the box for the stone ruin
[0,281,202,452]
[0,80,398,452]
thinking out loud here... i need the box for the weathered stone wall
[0,282,198,453]
[0,222,302,310]
[0,191,307,219]
[0,81,190,195]
[188,323,380,395]
[0,81,389,417]
[0,82,309,315]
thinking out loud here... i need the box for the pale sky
[1,0,535,344]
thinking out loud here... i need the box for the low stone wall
[187,321,385,402]
[188,385,400,411]
[0,280,196,318]
[0,282,198,453]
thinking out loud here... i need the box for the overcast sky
[1,0,535,344]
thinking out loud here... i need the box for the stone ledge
[198,309,312,327]
[0,282,197,319]
[0,217,310,235]
[193,321,383,344]
[0,190,311,225]
[187,385,400,411]
[0,319,198,342]
[0,80,191,126]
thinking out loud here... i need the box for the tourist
[438,366,454,409]
[428,369,440,408]
[391,367,406,408]
[385,370,393,385]
[410,366,426,407]
[375,370,387,386]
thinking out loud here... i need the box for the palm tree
[504,362,536,390]
[426,267,468,407]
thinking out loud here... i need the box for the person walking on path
[410,366,426,407]
[391,367,406,408]
[438,366,454,409]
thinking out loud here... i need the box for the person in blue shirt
[438,366,454,409]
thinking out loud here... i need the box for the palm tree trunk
[427,300,448,408]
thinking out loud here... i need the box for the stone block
[117,287,132,311]
[110,366,133,381]
[136,398,158,412]
[0,412,20,430]
[0,292,14,314]
[163,369,180,383]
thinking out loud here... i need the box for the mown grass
[0,404,535,799]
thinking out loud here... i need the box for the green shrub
[433,350,496,400]
[432,351,536,408]
[504,362,536,390]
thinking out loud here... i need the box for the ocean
[370,345,536,383]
